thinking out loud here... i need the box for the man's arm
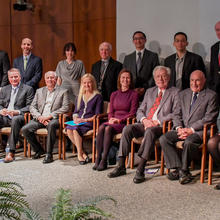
[1,51,10,87]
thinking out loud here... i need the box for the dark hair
[132,31,146,40]
[63,42,76,55]
[174,32,188,41]
[117,68,134,90]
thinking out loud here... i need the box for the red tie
[147,91,163,119]
[218,54,220,66]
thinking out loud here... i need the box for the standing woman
[66,74,103,164]
[56,42,85,104]
[93,69,139,171]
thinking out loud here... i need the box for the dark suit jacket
[123,49,159,90]
[13,54,42,90]
[173,88,218,138]
[210,41,220,101]
[0,50,10,87]
[0,83,34,115]
[136,86,180,125]
[164,51,206,90]
[91,57,122,101]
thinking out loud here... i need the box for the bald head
[190,70,206,93]
[215,21,220,40]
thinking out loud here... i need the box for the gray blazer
[136,86,180,125]
[30,86,70,119]
[0,83,34,115]
[173,88,218,138]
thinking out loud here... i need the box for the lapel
[25,54,33,72]
[41,87,48,111]
[14,83,23,105]
[182,51,190,74]
[183,89,193,121]
[103,57,113,80]
[50,87,59,110]
[157,88,170,113]
[6,85,12,105]
[147,87,158,113]
[131,51,137,75]
[139,49,147,72]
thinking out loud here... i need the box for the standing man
[108,66,180,183]
[0,50,10,87]
[91,42,122,101]
[123,31,159,98]
[164,32,205,90]
[13,38,42,91]
[159,70,218,184]
[209,21,220,102]
[22,71,70,164]
[2,68,34,163]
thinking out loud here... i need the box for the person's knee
[11,116,24,127]
[21,125,29,136]
[159,134,167,146]
[208,137,218,151]
[47,120,59,132]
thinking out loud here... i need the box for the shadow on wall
[192,42,207,60]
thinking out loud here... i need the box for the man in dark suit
[159,70,218,184]
[108,66,180,183]
[164,32,206,90]
[13,38,42,91]
[91,42,122,101]
[123,31,159,98]
[22,71,70,164]
[209,21,220,102]
[0,50,10,87]
[2,68,34,163]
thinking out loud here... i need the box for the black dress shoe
[133,170,145,184]
[179,169,192,184]
[79,160,86,165]
[43,154,53,164]
[32,150,44,159]
[167,169,179,181]
[214,183,220,190]
[107,166,126,178]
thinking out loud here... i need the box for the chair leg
[62,134,66,160]
[28,143,31,158]
[125,156,128,168]
[200,143,207,183]
[208,155,213,185]
[154,144,158,164]
[190,160,195,170]
[130,140,134,169]
[160,151,164,175]
[58,134,62,160]
[92,137,95,163]
[23,138,27,157]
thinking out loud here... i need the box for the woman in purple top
[93,69,139,171]
[66,73,103,164]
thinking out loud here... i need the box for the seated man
[2,68,34,163]
[159,70,218,184]
[108,66,180,183]
[22,71,70,163]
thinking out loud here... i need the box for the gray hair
[44,71,57,78]
[99,42,112,52]
[8,68,21,76]
[153,66,171,77]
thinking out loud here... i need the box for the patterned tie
[147,91,163,119]
[136,52,142,73]
[98,61,107,91]
[24,57,28,70]
[189,92,198,112]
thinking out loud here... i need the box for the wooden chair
[24,113,63,159]
[160,122,215,183]
[0,113,28,156]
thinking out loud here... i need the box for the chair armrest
[127,116,136,125]
[162,120,172,134]
[203,123,217,143]
[96,113,108,131]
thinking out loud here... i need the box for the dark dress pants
[159,130,202,170]
[22,119,59,154]
[118,123,162,160]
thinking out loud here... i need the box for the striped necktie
[24,57,28,70]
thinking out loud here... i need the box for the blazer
[0,50,10,87]
[0,83,34,115]
[13,53,42,90]
[164,51,206,90]
[136,86,180,125]
[91,57,122,101]
[30,86,70,119]
[173,88,218,138]
[123,49,159,90]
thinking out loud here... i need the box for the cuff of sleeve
[176,126,182,131]
[191,127,195,133]
[140,117,147,123]
[72,113,78,118]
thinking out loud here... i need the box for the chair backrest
[103,101,110,114]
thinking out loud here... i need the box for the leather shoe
[32,150,44,159]
[214,183,220,190]
[4,152,15,163]
[108,166,126,178]
[133,170,145,184]
[179,169,192,184]
[79,160,86,165]
[167,169,179,181]
[43,154,53,164]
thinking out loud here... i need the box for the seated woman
[93,69,139,171]
[66,73,103,164]
[207,111,220,190]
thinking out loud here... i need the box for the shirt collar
[23,53,31,60]
[136,48,145,55]
[175,52,186,61]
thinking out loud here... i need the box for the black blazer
[13,54,42,90]
[91,57,122,101]
[164,51,206,90]
[0,50,10,87]
[123,49,159,90]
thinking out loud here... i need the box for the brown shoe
[4,152,15,163]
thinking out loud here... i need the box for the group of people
[0,21,220,190]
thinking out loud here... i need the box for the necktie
[147,91,163,119]
[189,92,198,112]
[136,52,142,73]
[98,61,107,91]
[24,57,28,70]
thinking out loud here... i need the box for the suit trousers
[22,119,59,154]
[118,123,162,160]
[0,115,25,152]
[159,130,202,170]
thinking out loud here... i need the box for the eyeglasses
[133,37,145,41]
